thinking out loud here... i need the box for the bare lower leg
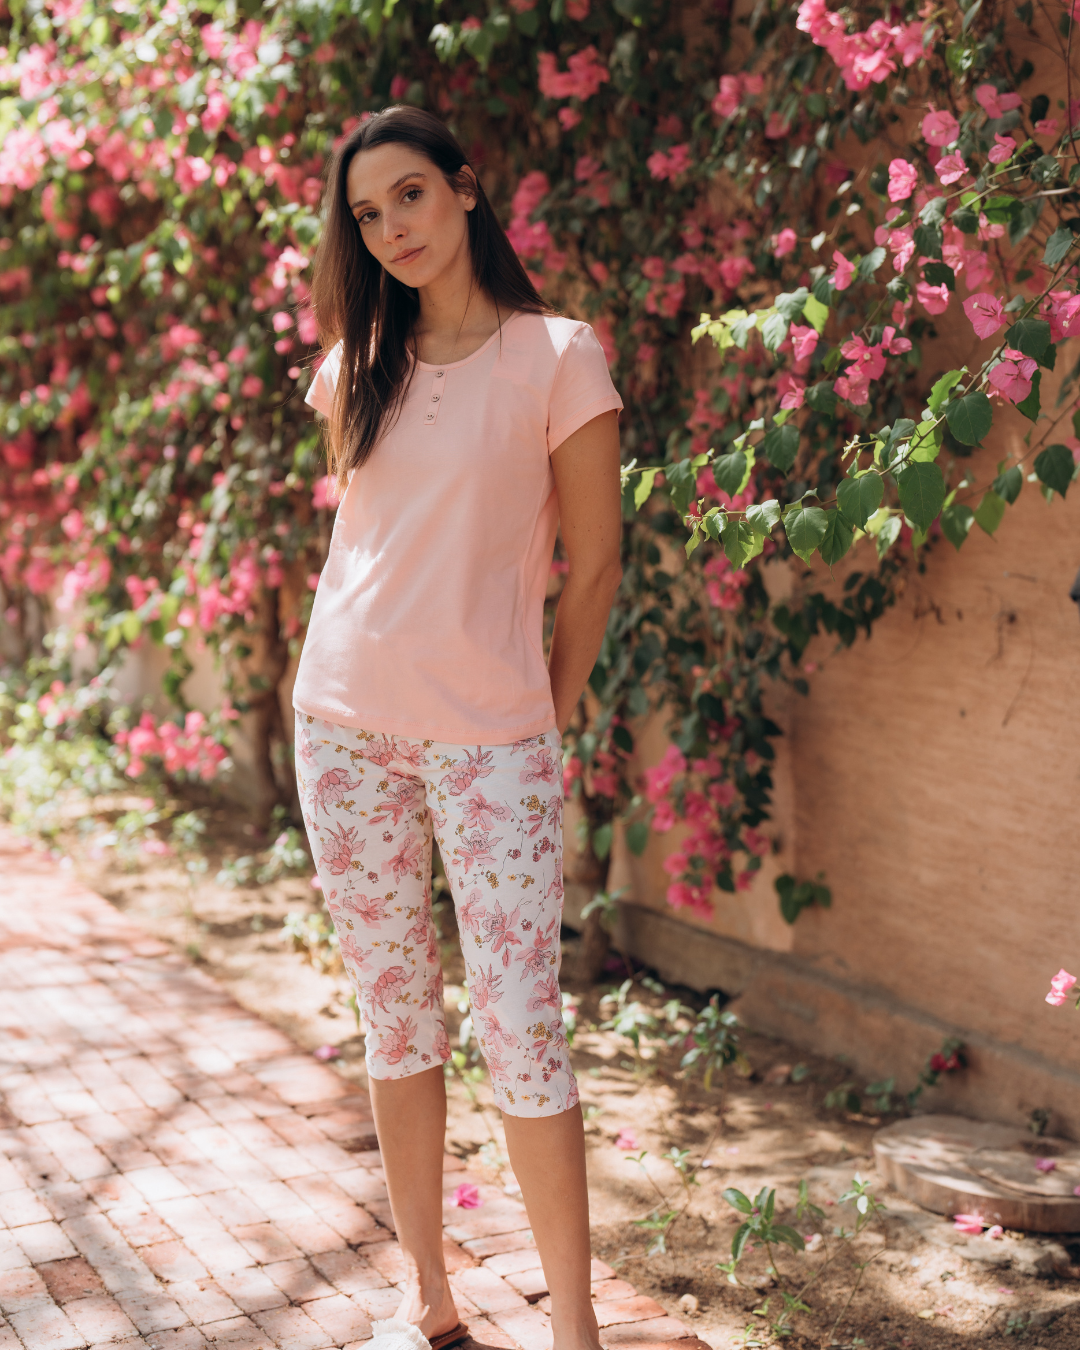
[502,1105,600,1350]
[369,1066,460,1338]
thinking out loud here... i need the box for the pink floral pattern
[295,711,578,1117]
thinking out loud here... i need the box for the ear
[458,163,479,211]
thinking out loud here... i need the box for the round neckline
[413,310,527,371]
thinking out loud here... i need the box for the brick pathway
[0,830,706,1350]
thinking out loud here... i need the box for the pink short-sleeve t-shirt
[292,311,624,744]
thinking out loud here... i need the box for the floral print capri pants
[294,711,579,1118]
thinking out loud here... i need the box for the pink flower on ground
[313,1045,340,1060]
[832,250,855,291]
[988,134,1016,164]
[985,1225,1005,1239]
[953,1213,986,1234]
[452,1183,482,1209]
[1035,1158,1057,1173]
[936,153,967,185]
[987,348,1037,403]
[922,109,960,147]
[771,227,797,258]
[615,1128,638,1150]
[963,293,1006,339]
[888,158,918,202]
[1046,969,1077,1005]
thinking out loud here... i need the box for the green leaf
[1034,443,1074,497]
[721,516,766,569]
[713,451,751,498]
[723,1188,753,1215]
[982,194,1021,224]
[685,526,703,558]
[745,499,781,535]
[974,489,1007,535]
[952,205,979,234]
[909,420,942,462]
[927,368,965,415]
[763,423,799,472]
[666,458,700,513]
[836,472,883,528]
[1044,226,1075,266]
[772,1225,807,1252]
[944,390,993,445]
[897,461,946,530]
[775,287,810,320]
[941,502,975,550]
[922,261,955,291]
[1015,368,1041,422]
[913,223,942,259]
[874,513,902,558]
[633,467,659,510]
[760,310,789,351]
[592,823,613,860]
[992,465,1023,503]
[783,504,828,562]
[731,1222,752,1262]
[1005,318,1051,360]
[804,380,836,415]
[818,510,853,565]
[802,293,829,332]
[625,821,650,856]
[920,195,948,225]
[857,246,886,279]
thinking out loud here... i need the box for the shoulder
[501,312,608,377]
[305,340,344,415]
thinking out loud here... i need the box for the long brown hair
[309,105,556,484]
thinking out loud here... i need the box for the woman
[294,105,623,1350]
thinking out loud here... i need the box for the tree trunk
[246,587,296,828]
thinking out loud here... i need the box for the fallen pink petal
[1034,1157,1057,1173]
[452,1183,482,1209]
[313,1044,340,1060]
[615,1128,639,1151]
[952,1213,986,1234]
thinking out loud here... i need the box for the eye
[356,210,376,226]
[403,187,422,203]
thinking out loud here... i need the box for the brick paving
[0,830,707,1350]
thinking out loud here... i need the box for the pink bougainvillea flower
[310,875,323,890]
[975,84,1022,120]
[790,323,819,362]
[452,1183,482,1209]
[988,347,1037,403]
[1034,1158,1057,1173]
[936,152,967,185]
[313,1045,340,1060]
[988,133,1016,164]
[1046,969,1077,1005]
[922,108,960,146]
[771,227,797,258]
[615,1128,639,1150]
[1035,117,1060,136]
[832,250,855,291]
[916,280,951,315]
[962,293,1006,339]
[953,1213,986,1234]
[312,475,342,510]
[887,157,918,202]
[985,1225,1005,1239]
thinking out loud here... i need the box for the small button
[425,414,435,421]
[435,370,445,378]
[431,394,440,402]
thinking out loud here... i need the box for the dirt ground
[38,790,1080,1350]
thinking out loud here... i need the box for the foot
[394,1284,461,1340]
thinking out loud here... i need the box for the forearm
[547,565,622,735]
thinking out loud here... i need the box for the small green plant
[598,978,671,1078]
[717,1173,888,1343]
[774,872,832,925]
[674,994,747,1090]
[216,822,310,888]
[281,907,340,972]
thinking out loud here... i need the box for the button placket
[424,369,446,425]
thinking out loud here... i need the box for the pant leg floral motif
[294,710,578,1119]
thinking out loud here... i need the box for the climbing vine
[1,1,1077,921]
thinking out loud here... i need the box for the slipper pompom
[368,1319,433,1350]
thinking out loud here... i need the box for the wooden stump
[873,1114,1080,1233]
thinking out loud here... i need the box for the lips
[392,246,424,265]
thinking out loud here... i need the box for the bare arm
[548,409,623,735]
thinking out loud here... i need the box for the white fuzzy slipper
[368,1320,469,1350]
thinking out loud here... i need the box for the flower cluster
[113,711,230,782]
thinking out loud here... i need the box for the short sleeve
[304,341,343,418]
[547,322,624,454]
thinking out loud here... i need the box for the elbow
[581,558,622,600]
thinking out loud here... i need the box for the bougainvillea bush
[1,1,1078,916]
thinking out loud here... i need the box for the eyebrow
[349,172,428,212]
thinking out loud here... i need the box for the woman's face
[345,142,476,288]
